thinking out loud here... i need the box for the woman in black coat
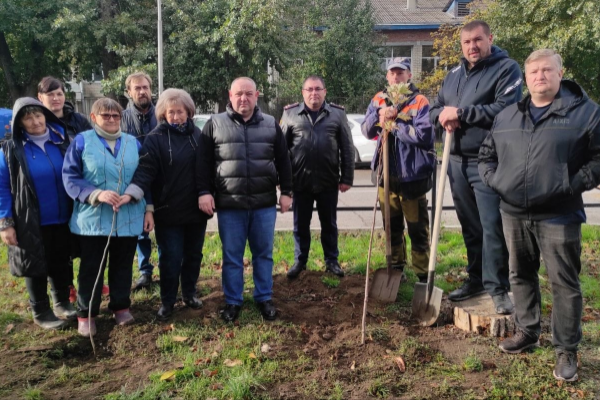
[121,88,209,320]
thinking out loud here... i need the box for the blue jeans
[502,213,582,351]
[154,222,207,307]
[448,156,510,295]
[293,190,339,264]
[218,206,276,305]
[137,231,155,276]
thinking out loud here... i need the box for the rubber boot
[31,299,68,330]
[52,290,77,320]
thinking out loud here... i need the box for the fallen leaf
[172,336,188,342]
[557,380,564,388]
[225,332,235,339]
[223,359,243,367]
[322,333,333,340]
[211,351,219,358]
[249,352,257,359]
[160,370,177,381]
[515,391,523,397]
[394,356,406,373]
[194,371,201,377]
[350,360,356,371]
[5,324,14,334]
[577,390,585,398]
[260,344,271,353]
[315,259,324,268]
[214,343,223,353]
[210,383,223,390]
[203,369,218,377]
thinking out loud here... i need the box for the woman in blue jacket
[63,98,148,337]
[0,98,75,330]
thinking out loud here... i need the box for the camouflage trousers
[378,180,431,275]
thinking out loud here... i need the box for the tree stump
[452,293,516,337]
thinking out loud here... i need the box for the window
[421,45,441,74]
[381,45,412,69]
[457,2,470,16]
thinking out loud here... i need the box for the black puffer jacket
[130,119,209,226]
[430,46,523,158]
[197,105,292,210]
[478,80,600,220]
[2,98,69,278]
[280,101,354,193]
[60,101,92,139]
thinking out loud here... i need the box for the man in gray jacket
[281,75,354,279]
[479,49,600,382]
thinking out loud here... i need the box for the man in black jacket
[479,49,600,382]
[429,20,523,313]
[197,77,293,323]
[120,72,159,290]
[281,75,354,279]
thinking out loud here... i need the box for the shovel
[411,130,451,326]
[370,130,404,302]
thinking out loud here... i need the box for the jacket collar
[297,101,330,115]
[517,80,586,117]
[226,103,264,125]
[126,100,155,117]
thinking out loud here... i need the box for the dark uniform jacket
[60,101,92,140]
[197,104,292,210]
[280,101,354,193]
[478,80,600,220]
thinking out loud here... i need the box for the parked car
[193,114,211,129]
[347,113,376,167]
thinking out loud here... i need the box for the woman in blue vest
[0,98,75,330]
[63,98,147,337]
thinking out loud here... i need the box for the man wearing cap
[429,20,523,314]
[281,75,355,279]
[361,58,435,283]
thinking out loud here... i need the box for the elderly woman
[0,98,75,330]
[63,98,147,337]
[37,76,92,140]
[122,88,209,320]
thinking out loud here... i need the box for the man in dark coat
[429,20,523,314]
[281,75,354,279]
[479,49,600,382]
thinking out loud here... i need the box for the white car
[193,114,212,129]
[347,113,377,166]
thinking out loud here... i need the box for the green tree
[276,0,384,111]
[476,0,600,101]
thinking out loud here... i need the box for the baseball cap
[387,57,411,71]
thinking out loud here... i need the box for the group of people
[364,20,599,382]
[0,18,598,383]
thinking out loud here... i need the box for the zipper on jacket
[244,124,250,200]
[42,145,64,222]
[524,121,536,211]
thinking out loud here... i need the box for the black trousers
[76,235,137,318]
[26,224,72,313]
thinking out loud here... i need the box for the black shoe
[553,350,578,381]
[33,309,68,330]
[221,304,241,322]
[448,278,486,301]
[157,304,174,321]
[287,262,306,279]
[133,274,153,290]
[257,300,277,320]
[183,297,203,310]
[499,330,539,354]
[325,261,344,277]
[492,292,514,315]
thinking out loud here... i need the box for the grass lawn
[0,226,598,399]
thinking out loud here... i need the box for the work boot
[553,350,578,382]
[492,292,514,315]
[499,330,539,354]
[157,304,174,321]
[257,300,277,320]
[325,261,344,277]
[416,273,428,284]
[77,317,96,337]
[33,309,68,330]
[114,309,135,326]
[133,274,152,291]
[52,290,77,320]
[287,261,306,279]
[221,304,241,322]
[448,278,486,301]
[183,297,203,309]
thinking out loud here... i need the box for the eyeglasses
[302,87,325,93]
[98,113,121,121]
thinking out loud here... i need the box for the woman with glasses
[0,98,74,330]
[63,98,148,337]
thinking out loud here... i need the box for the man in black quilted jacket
[479,49,600,382]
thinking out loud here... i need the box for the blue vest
[69,130,145,237]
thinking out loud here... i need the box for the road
[206,167,600,232]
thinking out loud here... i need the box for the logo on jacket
[553,118,570,125]
[503,78,523,95]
